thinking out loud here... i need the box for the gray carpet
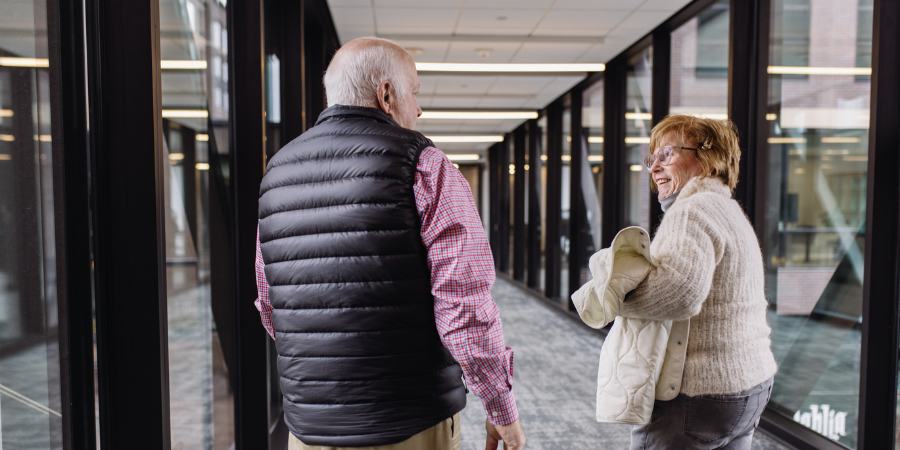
[459,277,791,450]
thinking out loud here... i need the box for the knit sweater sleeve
[618,202,721,321]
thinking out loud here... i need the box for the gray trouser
[631,377,775,450]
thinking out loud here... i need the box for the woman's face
[650,134,704,200]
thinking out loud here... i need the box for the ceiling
[325,0,692,152]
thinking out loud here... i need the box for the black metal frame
[544,99,564,301]
[513,124,527,282]
[526,119,542,290]
[857,0,900,448]
[567,90,585,306]
[85,0,171,446]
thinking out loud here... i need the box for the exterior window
[695,1,730,78]
[0,1,65,447]
[762,0,872,447]
[160,0,236,447]
[624,48,653,230]
[579,80,603,288]
[672,1,730,119]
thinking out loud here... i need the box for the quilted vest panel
[258,105,466,446]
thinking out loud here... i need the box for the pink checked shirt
[255,146,518,425]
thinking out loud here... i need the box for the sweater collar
[677,176,732,202]
[315,105,401,128]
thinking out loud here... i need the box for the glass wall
[509,138,515,275]
[159,0,235,447]
[624,48,652,229]
[0,1,64,447]
[537,115,548,294]
[560,99,572,298]
[580,80,603,288]
[762,0,872,447]
[670,0,730,119]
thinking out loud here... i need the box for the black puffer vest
[258,105,466,447]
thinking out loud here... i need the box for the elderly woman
[620,115,777,450]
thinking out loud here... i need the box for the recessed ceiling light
[625,113,652,120]
[766,113,778,121]
[196,163,210,170]
[428,135,504,143]
[768,66,871,76]
[821,137,861,144]
[0,57,49,67]
[445,154,481,161]
[588,137,604,144]
[169,153,185,161]
[161,60,207,69]
[0,110,13,117]
[0,135,14,142]
[416,63,604,73]
[588,155,603,162]
[196,134,210,141]
[630,165,643,172]
[625,137,650,144]
[768,137,807,144]
[421,111,538,120]
[162,110,209,118]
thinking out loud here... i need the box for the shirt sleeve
[255,225,276,339]
[414,146,518,426]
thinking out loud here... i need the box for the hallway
[459,277,790,450]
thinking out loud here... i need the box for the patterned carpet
[459,277,791,450]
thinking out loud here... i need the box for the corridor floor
[459,277,791,450]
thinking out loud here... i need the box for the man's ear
[376,80,393,116]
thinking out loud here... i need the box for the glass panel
[159,0,235,448]
[560,99,571,298]
[671,0,730,119]
[0,1,64,448]
[508,138,515,275]
[537,115,548,294]
[580,79,603,289]
[762,0,872,447]
[624,48,652,229]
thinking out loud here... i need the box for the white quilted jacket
[571,227,690,425]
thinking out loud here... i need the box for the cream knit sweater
[618,176,777,396]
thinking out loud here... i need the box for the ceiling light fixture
[768,66,871,76]
[630,165,643,172]
[0,110,13,117]
[162,110,209,118]
[33,135,51,142]
[0,134,13,142]
[169,153,185,161]
[588,155,604,162]
[415,63,605,73]
[0,57,49,67]
[821,137,861,144]
[161,60,207,69]
[427,135,504,143]
[196,163,210,170]
[421,111,538,120]
[0,154,10,160]
[196,134,210,141]
[445,154,481,161]
[625,137,651,144]
[625,112,652,120]
[843,156,868,162]
[768,137,807,144]
[588,137,604,144]
[766,113,778,121]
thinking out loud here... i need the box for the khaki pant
[289,413,461,450]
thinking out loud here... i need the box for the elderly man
[254,37,526,450]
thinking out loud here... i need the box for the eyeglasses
[643,146,697,169]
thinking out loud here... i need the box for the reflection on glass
[160,0,235,448]
[670,0,729,119]
[508,138,515,275]
[560,100,571,298]
[624,48,652,229]
[0,1,64,448]
[580,80,603,288]
[762,1,871,447]
[537,116,548,294]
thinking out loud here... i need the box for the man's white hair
[324,37,413,107]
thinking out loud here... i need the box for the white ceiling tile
[476,97,529,108]
[416,75,440,94]
[431,75,497,95]
[530,27,610,37]
[639,0,693,11]
[444,41,522,63]
[509,42,593,63]
[455,8,547,34]
[335,26,378,43]
[537,9,630,30]
[375,0,464,7]
[465,0,554,10]
[374,7,460,30]
[391,40,449,62]
[552,0,636,10]
[613,10,673,31]
[329,6,375,28]
[487,76,555,95]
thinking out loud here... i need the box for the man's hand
[485,419,525,450]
